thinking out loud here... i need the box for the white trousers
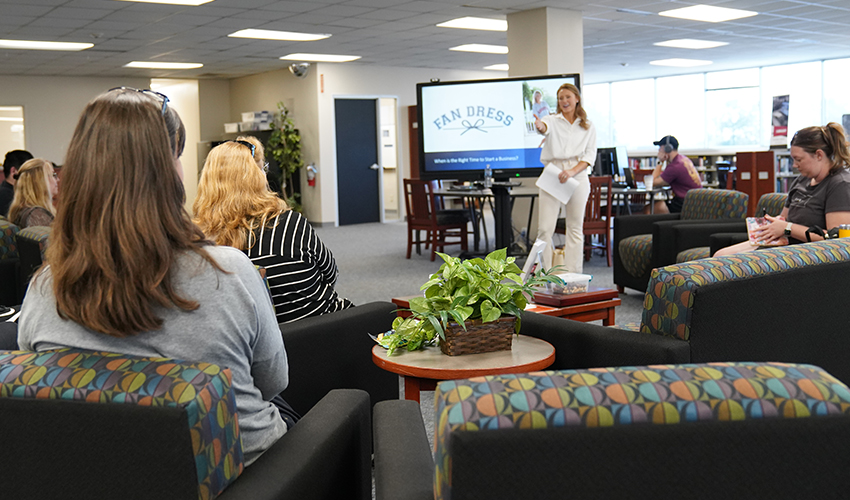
[536,169,590,272]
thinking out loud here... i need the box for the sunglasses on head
[108,87,170,116]
[230,140,269,174]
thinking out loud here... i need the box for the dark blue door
[335,99,380,225]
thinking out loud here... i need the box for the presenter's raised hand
[534,114,545,133]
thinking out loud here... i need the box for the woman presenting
[534,83,597,271]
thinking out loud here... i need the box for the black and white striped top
[245,211,352,324]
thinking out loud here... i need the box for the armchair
[0,348,372,500]
[375,362,850,500]
[15,225,49,287]
[613,188,748,293]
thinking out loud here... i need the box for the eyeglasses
[108,86,170,116]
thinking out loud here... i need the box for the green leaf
[409,297,430,314]
[427,315,445,340]
[480,300,501,323]
[496,285,512,304]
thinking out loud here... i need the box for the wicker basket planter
[439,316,516,356]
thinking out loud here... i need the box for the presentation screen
[416,73,581,181]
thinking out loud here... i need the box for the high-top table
[371,335,555,402]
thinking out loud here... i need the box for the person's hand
[753,214,789,245]
[558,170,571,184]
[534,114,545,133]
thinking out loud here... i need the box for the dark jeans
[271,394,301,429]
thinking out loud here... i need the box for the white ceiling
[0,0,848,83]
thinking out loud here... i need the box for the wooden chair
[403,179,468,261]
[554,176,614,266]
[584,175,613,266]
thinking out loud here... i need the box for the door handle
[369,163,380,170]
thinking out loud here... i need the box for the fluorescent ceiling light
[437,17,507,31]
[483,64,509,71]
[654,39,728,49]
[228,29,330,42]
[659,5,757,23]
[650,58,713,67]
[0,39,93,51]
[449,44,508,54]
[114,0,214,5]
[124,61,203,69]
[280,53,360,63]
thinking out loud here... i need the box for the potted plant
[266,101,304,211]
[379,248,564,356]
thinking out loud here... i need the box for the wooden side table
[371,336,555,402]
[392,287,621,326]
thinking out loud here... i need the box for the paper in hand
[536,163,579,204]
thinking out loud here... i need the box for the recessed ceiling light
[0,39,93,51]
[483,64,509,71]
[650,58,713,67]
[124,61,203,69]
[654,39,728,49]
[228,29,330,42]
[114,0,214,5]
[280,53,360,63]
[449,44,508,54]
[437,17,507,31]
[659,5,757,23]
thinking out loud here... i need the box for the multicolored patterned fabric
[679,188,749,220]
[641,238,850,340]
[756,192,788,217]
[614,321,641,332]
[16,225,50,258]
[619,234,652,278]
[0,349,244,500]
[0,218,19,260]
[676,246,710,263]
[434,361,850,500]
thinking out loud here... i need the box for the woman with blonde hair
[533,82,597,272]
[194,136,352,324]
[8,158,58,228]
[18,88,290,466]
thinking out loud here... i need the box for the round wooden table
[371,335,555,402]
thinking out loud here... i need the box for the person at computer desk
[533,83,597,272]
[643,135,701,214]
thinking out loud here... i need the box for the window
[822,58,850,132]
[706,87,760,146]
[761,62,822,144]
[656,74,705,149]
[611,79,655,149]
[583,83,611,147]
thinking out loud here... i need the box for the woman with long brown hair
[533,82,597,272]
[194,136,352,324]
[8,158,58,228]
[715,122,850,256]
[18,88,290,466]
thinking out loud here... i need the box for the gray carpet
[314,219,646,325]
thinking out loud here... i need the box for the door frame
[331,94,401,226]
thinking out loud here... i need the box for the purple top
[661,154,701,199]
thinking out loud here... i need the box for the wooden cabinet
[736,151,775,216]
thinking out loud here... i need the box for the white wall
[0,75,149,164]
[152,79,200,213]
[229,69,320,218]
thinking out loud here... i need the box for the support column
[506,7,583,78]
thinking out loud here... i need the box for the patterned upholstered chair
[15,225,50,287]
[375,362,850,500]
[613,188,748,293]
[0,348,372,500]
[0,218,21,305]
[673,192,789,263]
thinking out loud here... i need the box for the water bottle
[484,164,492,188]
